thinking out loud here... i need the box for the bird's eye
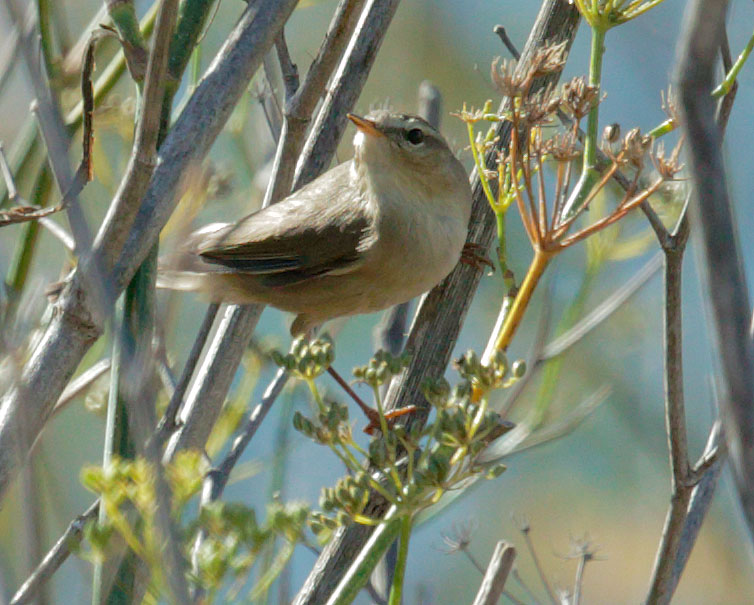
[406,128,424,145]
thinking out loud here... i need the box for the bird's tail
[156,270,208,293]
[157,221,230,293]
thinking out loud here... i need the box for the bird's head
[348,110,460,178]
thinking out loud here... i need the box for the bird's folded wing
[197,163,374,287]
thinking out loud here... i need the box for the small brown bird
[160,110,473,335]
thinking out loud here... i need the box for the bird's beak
[347,113,383,137]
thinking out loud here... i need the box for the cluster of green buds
[291,399,350,446]
[454,349,525,397]
[194,499,308,591]
[352,350,411,388]
[293,346,518,529]
[319,472,370,521]
[271,336,334,380]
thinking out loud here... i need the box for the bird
[159,110,475,336]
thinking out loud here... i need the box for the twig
[263,0,367,206]
[493,25,521,60]
[5,0,93,255]
[471,542,517,605]
[261,51,284,141]
[569,538,599,605]
[38,217,75,251]
[10,500,100,605]
[668,420,725,595]
[189,367,290,601]
[0,23,102,229]
[677,0,754,549]
[518,522,557,605]
[276,31,299,103]
[51,358,111,416]
[152,302,219,448]
[646,18,741,603]
[0,0,298,503]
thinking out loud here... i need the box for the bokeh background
[1,0,754,602]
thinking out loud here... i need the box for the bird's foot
[326,367,417,435]
[460,242,495,272]
[362,405,418,436]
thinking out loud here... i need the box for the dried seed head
[560,77,600,120]
[603,122,621,143]
[529,40,567,78]
[651,140,684,181]
[542,131,580,163]
[661,86,680,127]
[622,128,652,169]
[521,86,561,126]
[491,57,526,98]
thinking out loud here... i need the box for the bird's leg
[460,242,495,272]
[326,366,416,435]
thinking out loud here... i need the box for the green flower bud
[485,463,507,479]
[512,359,526,378]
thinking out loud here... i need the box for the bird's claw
[460,242,495,273]
[363,405,418,435]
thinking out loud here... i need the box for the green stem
[467,121,496,208]
[327,508,402,605]
[560,25,606,220]
[388,515,413,605]
[648,118,675,139]
[713,25,754,97]
[583,26,605,171]
[37,0,58,81]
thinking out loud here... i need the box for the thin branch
[677,0,754,544]
[493,25,521,60]
[5,0,93,255]
[276,31,299,103]
[645,207,692,605]
[471,542,517,605]
[0,24,102,229]
[646,19,741,603]
[10,500,100,605]
[152,302,220,448]
[51,358,111,416]
[189,367,290,601]
[263,0,367,206]
[518,524,557,605]
[668,421,725,595]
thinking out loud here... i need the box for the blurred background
[1,0,753,602]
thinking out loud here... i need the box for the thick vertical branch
[292,3,581,602]
[676,0,754,540]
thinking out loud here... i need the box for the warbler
[160,110,474,334]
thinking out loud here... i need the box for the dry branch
[292,2,581,602]
[676,0,754,544]
[471,542,517,605]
